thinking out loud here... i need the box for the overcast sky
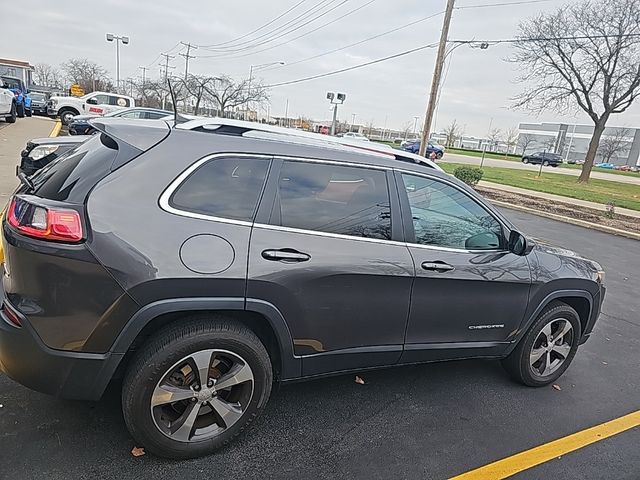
[4,0,640,135]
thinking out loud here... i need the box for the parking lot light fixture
[327,92,346,136]
[106,33,130,93]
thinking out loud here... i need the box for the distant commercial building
[518,122,640,166]
[0,58,34,85]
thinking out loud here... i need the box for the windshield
[30,93,46,101]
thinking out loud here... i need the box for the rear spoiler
[88,118,171,151]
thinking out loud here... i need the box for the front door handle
[421,261,455,273]
[261,249,311,263]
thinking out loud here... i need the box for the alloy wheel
[150,349,254,442]
[529,318,574,378]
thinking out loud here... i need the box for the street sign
[70,84,85,97]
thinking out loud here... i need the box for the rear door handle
[261,249,311,263]
[421,261,455,273]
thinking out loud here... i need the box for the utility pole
[351,113,356,132]
[419,0,455,157]
[180,42,198,80]
[139,66,147,86]
[159,53,176,81]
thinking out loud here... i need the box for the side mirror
[508,230,528,256]
[86,98,98,105]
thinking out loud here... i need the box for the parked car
[0,117,605,459]
[595,162,615,169]
[0,79,17,123]
[341,132,370,141]
[18,135,90,176]
[402,139,445,159]
[521,152,563,167]
[567,159,585,165]
[69,107,172,135]
[0,75,32,118]
[28,91,49,116]
[47,91,135,125]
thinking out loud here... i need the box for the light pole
[351,113,357,132]
[106,33,129,93]
[327,92,346,136]
[247,62,284,121]
[413,116,419,136]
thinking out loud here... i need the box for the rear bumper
[0,288,122,401]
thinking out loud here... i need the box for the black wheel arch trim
[505,289,595,355]
[108,296,301,377]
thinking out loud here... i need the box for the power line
[199,0,338,52]
[202,0,309,48]
[455,0,553,9]
[203,0,378,60]
[449,33,640,45]
[264,10,444,71]
[265,42,439,88]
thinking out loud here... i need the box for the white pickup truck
[47,91,135,125]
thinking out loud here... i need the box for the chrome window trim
[395,167,509,253]
[159,153,390,226]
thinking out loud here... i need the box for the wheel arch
[108,298,300,386]
[506,289,593,355]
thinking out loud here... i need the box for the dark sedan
[69,107,172,135]
[18,135,90,176]
[28,92,49,116]
[522,152,563,167]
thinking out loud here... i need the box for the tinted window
[108,96,131,107]
[118,110,144,119]
[402,174,503,250]
[147,111,169,119]
[170,157,269,222]
[30,134,119,202]
[273,161,391,240]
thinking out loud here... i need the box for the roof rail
[175,117,442,171]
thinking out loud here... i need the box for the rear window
[169,157,270,222]
[29,134,119,202]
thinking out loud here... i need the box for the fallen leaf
[552,384,562,391]
[131,447,146,457]
[355,376,365,385]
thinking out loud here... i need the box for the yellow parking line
[49,120,62,137]
[450,410,640,480]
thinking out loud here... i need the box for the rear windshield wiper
[17,171,35,192]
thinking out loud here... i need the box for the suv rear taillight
[7,197,83,243]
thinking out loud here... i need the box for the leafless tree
[518,134,537,154]
[181,74,218,115]
[599,127,631,163]
[487,128,502,152]
[511,0,640,183]
[204,75,268,117]
[33,63,62,88]
[61,58,112,93]
[443,119,461,147]
[503,127,520,156]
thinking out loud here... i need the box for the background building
[518,122,640,166]
[0,58,34,85]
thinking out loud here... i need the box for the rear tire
[122,316,273,459]
[501,302,581,387]
[5,103,16,123]
[16,103,25,118]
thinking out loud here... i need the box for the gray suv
[0,118,605,459]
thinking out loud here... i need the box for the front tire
[122,316,273,459]
[543,160,550,167]
[59,109,78,125]
[501,302,581,387]
[522,157,529,164]
[25,108,32,117]
[436,151,443,159]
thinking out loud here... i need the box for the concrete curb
[49,120,62,138]
[490,199,640,241]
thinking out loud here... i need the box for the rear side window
[271,161,391,240]
[169,157,270,222]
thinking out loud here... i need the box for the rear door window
[169,157,270,222]
[270,161,392,240]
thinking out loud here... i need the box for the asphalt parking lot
[0,121,638,479]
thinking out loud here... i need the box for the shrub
[453,166,484,187]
